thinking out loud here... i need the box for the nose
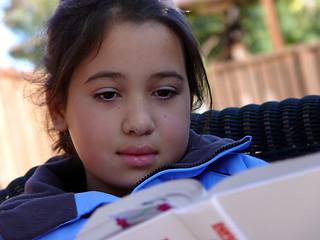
[121,99,155,136]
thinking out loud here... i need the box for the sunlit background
[0,0,23,69]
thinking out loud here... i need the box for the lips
[117,146,157,167]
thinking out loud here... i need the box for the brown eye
[94,91,119,102]
[154,88,178,99]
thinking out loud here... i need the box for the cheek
[66,104,117,155]
[167,94,191,138]
[160,106,191,157]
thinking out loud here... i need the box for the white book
[77,151,320,240]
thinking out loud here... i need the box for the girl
[0,0,267,239]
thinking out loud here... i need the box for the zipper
[132,137,250,190]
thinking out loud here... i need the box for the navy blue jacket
[0,130,267,240]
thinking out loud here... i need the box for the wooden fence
[0,69,53,188]
[207,41,320,110]
[1,41,320,188]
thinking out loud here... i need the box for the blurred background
[0,0,320,188]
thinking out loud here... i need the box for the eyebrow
[85,70,185,84]
[151,71,185,82]
[85,72,124,84]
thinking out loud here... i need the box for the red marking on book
[116,218,129,228]
[157,203,172,212]
[212,222,237,240]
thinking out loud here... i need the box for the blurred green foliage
[278,0,320,44]
[188,0,320,60]
[3,0,320,65]
[4,0,59,66]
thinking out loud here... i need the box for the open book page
[201,151,320,240]
[208,151,320,196]
[76,178,207,240]
[108,210,199,240]
[77,151,320,240]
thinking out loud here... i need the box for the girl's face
[51,22,191,196]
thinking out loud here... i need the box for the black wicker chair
[1,95,320,203]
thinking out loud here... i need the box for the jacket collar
[132,130,242,192]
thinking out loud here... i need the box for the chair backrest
[1,95,320,203]
[191,95,320,162]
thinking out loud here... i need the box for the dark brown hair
[41,0,212,155]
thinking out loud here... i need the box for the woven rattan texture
[191,95,320,162]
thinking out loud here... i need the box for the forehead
[84,21,183,61]
[72,21,186,80]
